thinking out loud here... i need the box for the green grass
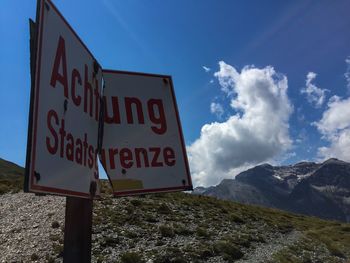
[0,158,24,177]
[196,226,210,238]
[120,252,145,263]
[159,225,175,237]
[0,158,24,194]
[213,240,244,261]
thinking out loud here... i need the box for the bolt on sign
[100,70,193,196]
[24,0,102,198]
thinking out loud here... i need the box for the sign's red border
[102,69,193,196]
[24,0,100,198]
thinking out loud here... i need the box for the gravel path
[0,192,65,263]
[237,230,302,263]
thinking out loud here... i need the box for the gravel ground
[0,192,65,263]
[236,231,302,263]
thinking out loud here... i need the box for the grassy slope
[92,182,350,263]
[0,158,24,194]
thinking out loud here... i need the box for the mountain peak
[322,158,347,165]
[294,161,316,167]
[220,178,234,184]
[258,163,273,168]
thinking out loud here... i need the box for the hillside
[0,158,24,194]
[195,159,350,222]
[1,159,350,262]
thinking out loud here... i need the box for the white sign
[101,70,193,196]
[25,0,101,198]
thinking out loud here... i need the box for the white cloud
[188,61,293,187]
[315,96,350,162]
[213,61,238,95]
[202,66,211,72]
[345,56,350,92]
[318,129,350,161]
[301,72,328,108]
[315,96,350,135]
[210,102,224,119]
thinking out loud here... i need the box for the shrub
[213,240,244,260]
[0,178,23,194]
[173,224,193,236]
[30,253,39,261]
[277,223,294,234]
[125,205,135,215]
[130,199,142,206]
[159,225,175,238]
[230,213,245,224]
[144,214,158,223]
[51,221,60,229]
[120,251,145,263]
[49,234,60,242]
[124,230,138,239]
[45,255,55,263]
[154,247,186,263]
[101,236,120,247]
[157,203,172,214]
[52,243,64,257]
[196,227,210,238]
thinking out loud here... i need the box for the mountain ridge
[194,158,350,222]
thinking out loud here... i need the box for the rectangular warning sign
[101,70,192,196]
[25,0,101,198]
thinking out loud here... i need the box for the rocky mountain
[194,158,350,222]
[1,157,350,262]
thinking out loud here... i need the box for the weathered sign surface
[25,0,101,198]
[101,70,192,196]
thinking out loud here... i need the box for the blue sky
[1,0,350,186]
